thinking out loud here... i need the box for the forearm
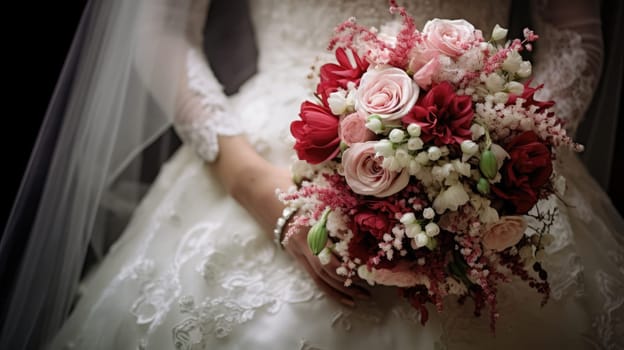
[213,135,292,236]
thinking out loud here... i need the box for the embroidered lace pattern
[174,48,242,162]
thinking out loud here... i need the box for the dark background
[3,1,88,231]
[2,1,622,232]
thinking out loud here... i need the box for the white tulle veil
[0,0,192,348]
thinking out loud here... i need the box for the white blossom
[415,151,430,164]
[491,24,508,41]
[395,147,411,167]
[400,212,417,224]
[460,140,479,156]
[405,223,422,238]
[414,233,429,248]
[408,159,422,175]
[502,50,522,73]
[328,90,349,115]
[506,81,524,95]
[425,222,440,237]
[365,116,383,133]
[423,207,435,220]
[407,137,424,151]
[318,247,332,265]
[358,265,376,286]
[407,123,421,137]
[389,129,406,143]
[471,124,486,140]
[517,61,532,78]
[428,146,442,161]
[433,183,470,213]
[493,92,509,104]
[485,73,505,92]
[374,139,394,157]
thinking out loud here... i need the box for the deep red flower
[316,48,369,105]
[291,101,341,164]
[492,131,553,214]
[354,211,392,240]
[347,199,403,264]
[401,82,473,146]
[507,81,554,114]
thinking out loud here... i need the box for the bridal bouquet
[282,2,580,329]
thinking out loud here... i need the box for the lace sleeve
[530,0,604,136]
[174,0,243,162]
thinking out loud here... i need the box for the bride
[2,0,622,348]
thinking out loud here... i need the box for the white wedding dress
[49,0,624,349]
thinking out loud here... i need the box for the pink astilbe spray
[387,0,421,68]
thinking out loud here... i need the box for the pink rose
[339,113,376,146]
[422,19,479,58]
[355,67,419,121]
[342,141,409,197]
[482,216,527,252]
[408,45,441,89]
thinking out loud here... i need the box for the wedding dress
[48,0,624,349]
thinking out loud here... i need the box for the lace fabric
[173,0,243,162]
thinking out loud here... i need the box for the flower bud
[493,92,509,104]
[307,208,331,255]
[477,177,490,195]
[425,222,440,237]
[374,139,394,157]
[365,115,383,133]
[506,81,524,95]
[328,90,348,115]
[406,223,422,238]
[400,212,416,224]
[414,232,429,248]
[407,123,421,137]
[407,137,424,151]
[517,61,532,78]
[408,159,421,175]
[389,129,406,143]
[460,140,479,156]
[428,146,442,161]
[502,50,522,73]
[491,24,508,41]
[395,147,411,167]
[479,149,498,179]
[318,246,332,265]
[485,73,505,92]
[423,207,435,220]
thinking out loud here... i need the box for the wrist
[273,206,297,248]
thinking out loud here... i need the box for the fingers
[284,229,370,305]
[316,252,370,300]
[297,255,356,307]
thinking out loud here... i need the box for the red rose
[401,82,473,146]
[317,48,369,106]
[291,101,341,164]
[492,131,553,214]
[354,211,392,239]
[507,81,554,114]
[348,211,392,264]
[347,200,402,265]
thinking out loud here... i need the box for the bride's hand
[212,135,370,306]
[283,225,371,307]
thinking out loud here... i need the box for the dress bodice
[249,0,511,70]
